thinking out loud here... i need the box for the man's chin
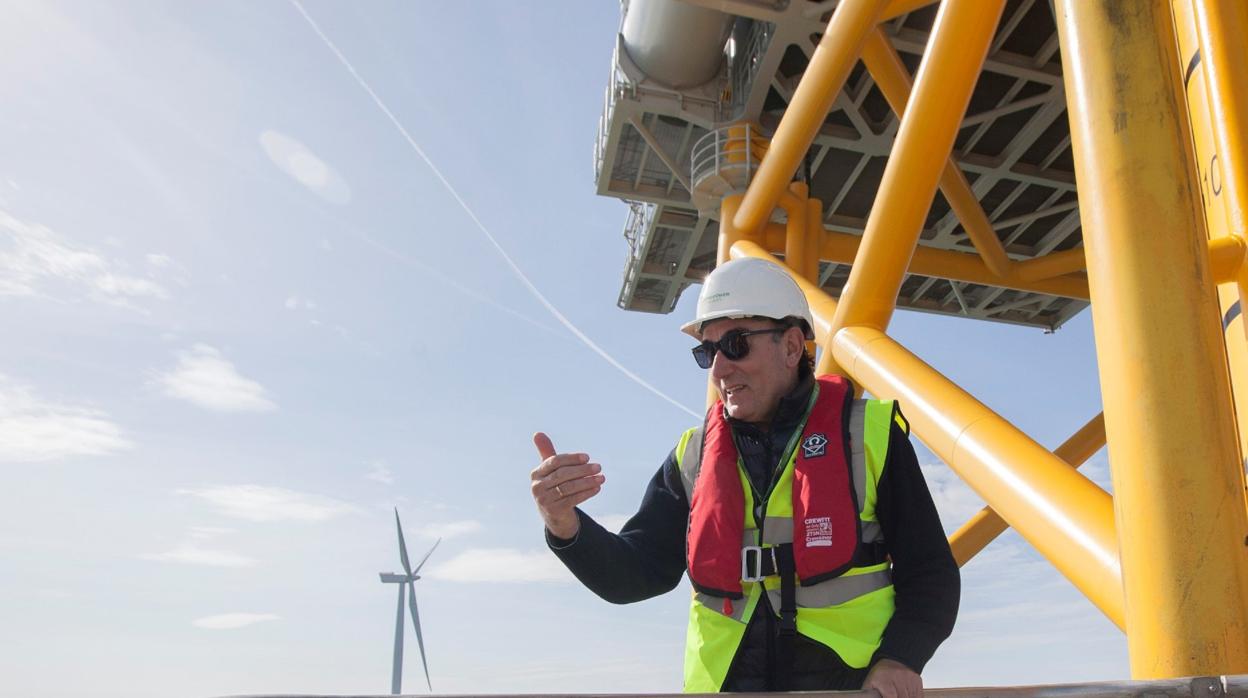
[724,402,756,422]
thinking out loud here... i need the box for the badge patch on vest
[801,432,828,458]
[805,516,833,547]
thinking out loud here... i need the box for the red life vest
[686,375,860,597]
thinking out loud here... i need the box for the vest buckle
[741,545,776,583]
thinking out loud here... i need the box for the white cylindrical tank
[621,0,734,89]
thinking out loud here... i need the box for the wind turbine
[379,508,439,694]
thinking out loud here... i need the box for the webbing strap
[774,543,797,692]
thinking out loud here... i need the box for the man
[530,257,959,695]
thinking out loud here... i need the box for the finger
[545,462,601,486]
[533,432,556,460]
[552,473,606,498]
[563,483,602,508]
[536,473,605,505]
[531,452,591,479]
[865,677,896,698]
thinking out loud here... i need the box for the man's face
[701,316,804,425]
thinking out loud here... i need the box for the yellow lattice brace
[823,0,1006,378]
[732,0,889,237]
[860,28,1013,278]
[758,223,1090,299]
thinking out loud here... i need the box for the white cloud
[179,484,356,522]
[145,253,172,268]
[0,375,131,463]
[157,344,276,412]
[188,526,236,540]
[0,208,169,302]
[141,527,255,567]
[259,130,351,205]
[428,548,572,583]
[141,543,256,568]
[596,513,632,533]
[919,462,988,535]
[365,461,394,485]
[192,613,280,630]
[94,272,169,299]
[415,520,481,540]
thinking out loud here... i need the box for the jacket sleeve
[545,448,689,604]
[870,412,961,673]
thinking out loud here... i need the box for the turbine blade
[395,508,412,576]
[412,537,441,575]
[408,584,432,692]
[391,583,405,695]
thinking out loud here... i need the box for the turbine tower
[379,508,439,694]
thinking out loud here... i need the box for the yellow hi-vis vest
[674,396,906,693]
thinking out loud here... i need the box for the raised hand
[530,432,605,540]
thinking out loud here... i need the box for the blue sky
[0,2,1126,696]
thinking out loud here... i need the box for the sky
[0,2,1127,696]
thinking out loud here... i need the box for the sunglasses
[692,328,788,369]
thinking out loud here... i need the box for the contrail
[290,1,701,419]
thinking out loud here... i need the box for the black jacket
[547,376,960,691]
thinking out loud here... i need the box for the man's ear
[784,327,805,367]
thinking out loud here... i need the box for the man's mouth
[723,385,746,398]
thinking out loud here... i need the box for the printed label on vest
[805,516,833,547]
[801,432,828,458]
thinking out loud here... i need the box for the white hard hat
[681,257,814,339]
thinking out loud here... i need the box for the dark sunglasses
[692,328,787,369]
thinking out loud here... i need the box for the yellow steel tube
[717,194,747,266]
[1014,248,1087,282]
[1056,0,1248,676]
[1193,1,1248,447]
[860,28,1014,278]
[949,413,1106,566]
[832,326,1124,627]
[761,223,1091,299]
[1193,0,1248,237]
[801,193,824,359]
[1209,235,1247,284]
[733,0,888,236]
[781,184,812,284]
[732,240,837,344]
[709,195,749,407]
[882,0,937,21]
[830,0,1006,334]
[762,222,1244,294]
[804,196,825,289]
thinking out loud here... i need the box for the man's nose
[709,348,732,379]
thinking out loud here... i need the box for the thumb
[533,432,557,460]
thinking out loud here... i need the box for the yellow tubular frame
[699,0,1248,677]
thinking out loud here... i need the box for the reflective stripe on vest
[675,392,900,692]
